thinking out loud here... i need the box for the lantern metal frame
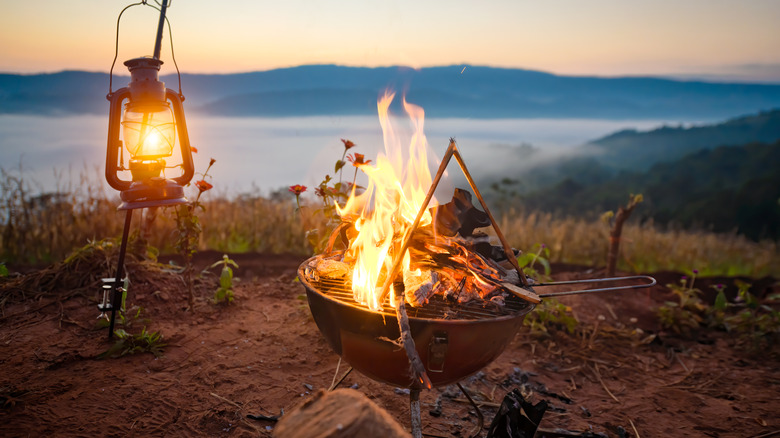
[105,56,194,210]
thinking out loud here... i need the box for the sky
[1,0,780,81]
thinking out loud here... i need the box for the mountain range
[2,65,779,240]
[2,65,780,119]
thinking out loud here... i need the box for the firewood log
[273,389,408,438]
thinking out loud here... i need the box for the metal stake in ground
[108,209,133,339]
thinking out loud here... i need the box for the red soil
[1,250,777,437]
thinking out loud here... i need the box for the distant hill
[586,109,780,170]
[518,141,780,240]
[0,71,108,115]
[479,109,780,240]
[2,65,780,119]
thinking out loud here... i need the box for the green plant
[98,327,166,359]
[0,263,8,277]
[516,243,577,334]
[95,282,162,358]
[715,281,780,354]
[524,299,578,335]
[210,254,239,304]
[298,139,369,254]
[657,271,707,335]
[96,282,151,331]
[516,243,551,282]
[708,283,729,328]
[174,158,216,309]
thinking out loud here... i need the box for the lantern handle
[109,1,182,96]
[109,2,145,95]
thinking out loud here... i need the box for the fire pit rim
[298,255,537,324]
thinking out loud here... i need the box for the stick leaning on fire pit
[371,138,541,390]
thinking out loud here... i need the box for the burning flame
[336,91,438,310]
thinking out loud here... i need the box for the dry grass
[1,169,777,278]
[502,209,778,277]
[0,166,123,264]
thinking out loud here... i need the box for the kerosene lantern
[102,0,194,338]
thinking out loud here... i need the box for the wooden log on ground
[272,389,409,438]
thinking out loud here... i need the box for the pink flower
[195,180,213,192]
[289,185,307,196]
[347,153,372,167]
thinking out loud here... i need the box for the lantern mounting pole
[108,209,134,339]
[152,0,169,60]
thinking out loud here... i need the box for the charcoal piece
[485,388,548,438]
[472,241,513,261]
[247,409,283,422]
[432,188,490,237]
[429,395,443,417]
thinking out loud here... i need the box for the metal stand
[107,209,133,339]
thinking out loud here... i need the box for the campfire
[298,92,655,437]
[310,91,536,310]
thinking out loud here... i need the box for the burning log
[315,185,536,308]
[306,257,350,282]
[403,269,438,307]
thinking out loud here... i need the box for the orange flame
[337,91,438,310]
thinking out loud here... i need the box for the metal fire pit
[300,255,656,389]
[299,256,536,388]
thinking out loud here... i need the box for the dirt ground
[1,250,778,437]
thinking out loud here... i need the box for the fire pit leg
[410,388,422,438]
[457,382,484,438]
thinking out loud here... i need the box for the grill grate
[306,272,533,321]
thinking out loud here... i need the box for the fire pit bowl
[299,256,536,388]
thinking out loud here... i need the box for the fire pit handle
[534,275,657,297]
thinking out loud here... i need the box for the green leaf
[0,263,8,277]
[335,160,346,173]
[220,268,233,289]
[516,252,535,269]
[538,257,551,276]
[714,289,727,310]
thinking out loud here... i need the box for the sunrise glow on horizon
[1,0,779,82]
